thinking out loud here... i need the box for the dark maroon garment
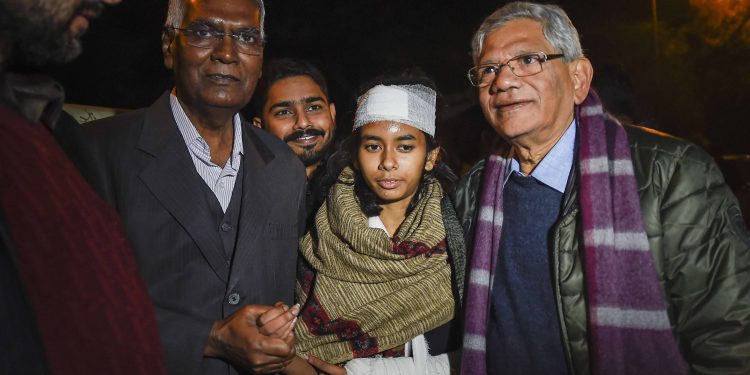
[0,103,166,375]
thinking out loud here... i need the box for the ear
[424,146,441,172]
[252,117,263,128]
[329,102,337,123]
[569,57,594,105]
[162,28,176,70]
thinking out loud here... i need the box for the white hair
[165,0,265,38]
[471,2,582,64]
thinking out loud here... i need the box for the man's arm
[653,144,750,374]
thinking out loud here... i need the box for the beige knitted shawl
[295,167,455,364]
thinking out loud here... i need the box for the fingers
[259,304,300,336]
[307,355,346,375]
[258,302,289,325]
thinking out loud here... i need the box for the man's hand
[204,304,300,374]
[258,302,300,340]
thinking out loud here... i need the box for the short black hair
[250,58,329,118]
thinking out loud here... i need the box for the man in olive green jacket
[455,2,750,374]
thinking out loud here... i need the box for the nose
[379,148,398,171]
[210,34,238,64]
[489,64,520,94]
[294,111,312,130]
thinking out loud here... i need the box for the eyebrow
[361,134,417,141]
[396,134,417,141]
[186,19,259,33]
[268,96,326,111]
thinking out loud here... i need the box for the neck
[177,95,236,167]
[511,118,573,175]
[378,200,409,237]
[305,163,319,179]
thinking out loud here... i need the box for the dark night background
[42,0,749,190]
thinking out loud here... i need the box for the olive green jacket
[452,125,750,374]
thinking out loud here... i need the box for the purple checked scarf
[460,90,685,374]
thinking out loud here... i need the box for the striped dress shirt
[170,93,243,212]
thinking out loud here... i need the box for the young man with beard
[252,58,336,220]
[0,0,166,374]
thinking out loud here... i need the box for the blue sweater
[486,172,569,374]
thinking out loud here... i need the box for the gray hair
[165,0,265,38]
[471,2,582,64]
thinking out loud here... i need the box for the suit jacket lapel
[227,123,276,292]
[136,93,230,282]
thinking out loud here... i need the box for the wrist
[203,319,223,357]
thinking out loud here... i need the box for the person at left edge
[0,0,167,374]
[79,0,307,374]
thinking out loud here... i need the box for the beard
[0,0,102,66]
[283,128,331,167]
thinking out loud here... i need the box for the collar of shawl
[304,166,447,282]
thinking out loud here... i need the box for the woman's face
[355,121,439,210]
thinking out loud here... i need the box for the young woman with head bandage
[282,70,465,375]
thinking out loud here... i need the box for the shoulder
[625,125,715,169]
[451,159,486,206]
[457,159,486,190]
[243,122,306,179]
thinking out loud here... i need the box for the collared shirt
[505,120,576,194]
[170,93,243,212]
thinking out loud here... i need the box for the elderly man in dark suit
[81,0,306,374]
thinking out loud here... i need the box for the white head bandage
[353,84,437,136]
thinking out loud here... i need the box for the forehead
[267,76,326,104]
[478,18,554,63]
[183,0,260,27]
[360,121,425,140]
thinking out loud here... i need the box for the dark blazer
[80,92,307,375]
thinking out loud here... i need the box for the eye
[363,143,381,152]
[273,109,292,117]
[518,54,541,65]
[397,144,415,152]
[480,64,499,75]
[306,104,323,112]
[189,27,215,39]
[236,30,259,44]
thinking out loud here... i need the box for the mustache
[283,129,325,143]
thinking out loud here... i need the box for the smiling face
[253,75,336,168]
[1,0,118,64]
[163,0,262,113]
[355,121,439,211]
[477,18,587,147]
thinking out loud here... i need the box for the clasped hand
[204,302,300,374]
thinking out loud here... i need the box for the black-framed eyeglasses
[167,25,264,56]
[467,51,565,87]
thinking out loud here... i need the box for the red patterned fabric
[0,103,166,374]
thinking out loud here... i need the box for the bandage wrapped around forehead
[353,84,436,137]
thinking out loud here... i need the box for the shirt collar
[169,92,244,167]
[507,119,576,193]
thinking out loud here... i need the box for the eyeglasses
[167,25,264,56]
[467,51,565,87]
